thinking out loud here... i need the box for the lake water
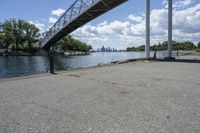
[0,52,165,78]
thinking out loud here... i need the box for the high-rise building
[101,46,106,52]
[96,46,118,52]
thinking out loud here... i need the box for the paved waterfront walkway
[0,61,200,133]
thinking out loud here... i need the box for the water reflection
[0,52,163,78]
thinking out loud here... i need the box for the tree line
[56,35,92,53]
[0,19,40,53]
[0,19,92,54]
[127,41,200,52]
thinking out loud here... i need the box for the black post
[154,49,157,60]
[49,44,55,74]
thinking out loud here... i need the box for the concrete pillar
[145,0,150,59]
[49,53,54,74]
[49,44,55,74]
[168,0,173,58]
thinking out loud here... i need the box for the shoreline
[1,55,200,81]
[0,58,144,81]
[0,50,199,57]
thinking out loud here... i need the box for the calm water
[0,52,164,78]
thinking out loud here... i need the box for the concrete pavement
[0,61,200,133]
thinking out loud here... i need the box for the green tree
[0,33,4,47]
[127,41,197,52]
[57,35,73,51]
[127,47,136,51]
[23,22,40,53]
[197,42,200,48]
[1,19,40,53]
[9,19,26,51]
[127,45,145,51]
[57,35,92,52]
[1,22,14,50]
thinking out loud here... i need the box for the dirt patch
[68,74,81,78]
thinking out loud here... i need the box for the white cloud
[29,20,46,32]
[174,0,193,8]
[47,8,65,28]
[173,3,200,33]
[163,0,193,9]
[72,2,200,49]
[49,17,57,24]
[51,8,65,17]
[74,20,133,37]
[98,21,108,26]
[128,14,143,22]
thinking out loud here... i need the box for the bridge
[41,0,128,50]
[41,0,174,59]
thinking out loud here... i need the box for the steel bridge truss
[41,0,127,50]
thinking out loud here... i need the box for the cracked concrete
[0,61,200,133]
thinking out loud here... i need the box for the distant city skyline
[96,46,118,52]
[0,0,200,49]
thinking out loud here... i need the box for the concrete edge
[1,57,199,83]
[0,58,146,83]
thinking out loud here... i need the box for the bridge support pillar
[145,0,150,59]
[49,53,54,74]
[49,45,55,74]
[167,0,173,59]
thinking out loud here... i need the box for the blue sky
[0,0,152,24]
[1,0,200,50]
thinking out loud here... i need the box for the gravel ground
[0,61,200,133]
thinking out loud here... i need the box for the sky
[0,0,200,50]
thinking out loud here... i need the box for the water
[0,52,164,78]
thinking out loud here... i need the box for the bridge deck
[41,0,127,50]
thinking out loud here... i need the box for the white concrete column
[145,0,150,59]
[168,0,173,58]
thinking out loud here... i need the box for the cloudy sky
[1,0,200,50]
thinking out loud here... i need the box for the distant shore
[1,50,199,57]
[0,51,91,57]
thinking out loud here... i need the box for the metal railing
[41,0,100,47]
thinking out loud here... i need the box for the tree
[181,41,195,50]
[56,35,92,52]
[23,22,40,53]
[10,19,26,51]
[0,33,4,47]
[197,42,200,48]
[127,45,145,51]
[2,19,26,52]
[127,41,197,52]
[1,19,40,53]
[2,22,14,50]
[57,35,73,51]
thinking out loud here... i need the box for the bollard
[154,50,157,60]
[49,44,55,74]
[49,53,54,74]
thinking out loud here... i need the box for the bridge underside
[42,0,127,50]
